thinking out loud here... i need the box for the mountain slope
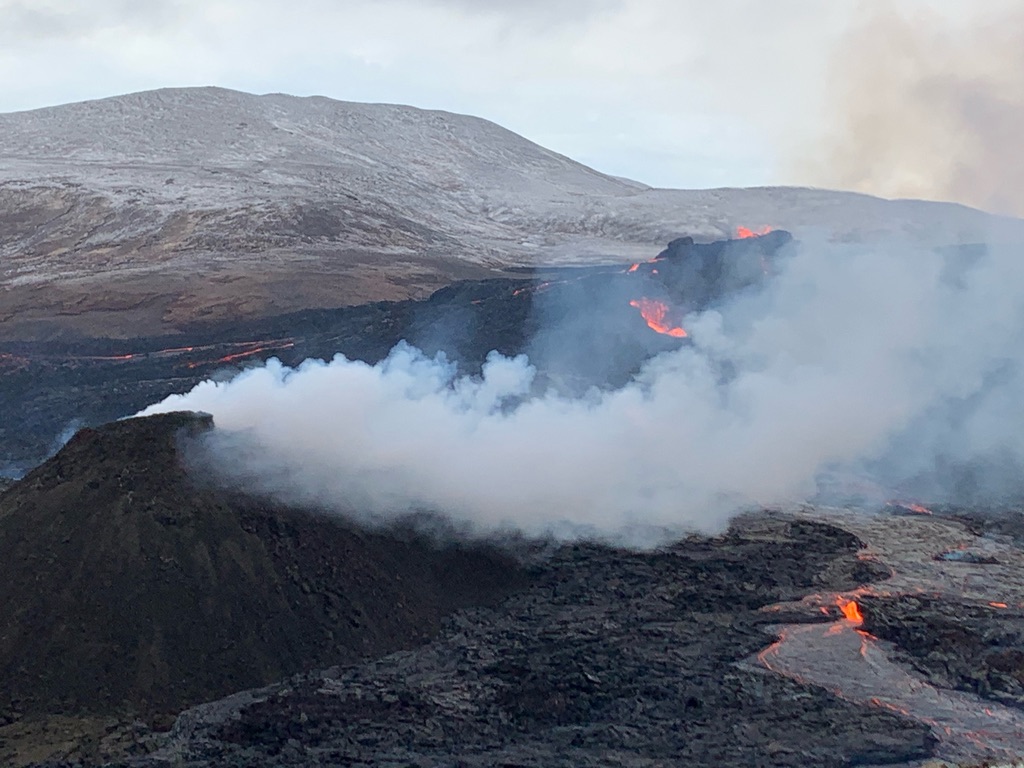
[0,411,526,722]
[2,87,1023,340]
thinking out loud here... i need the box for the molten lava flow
[215,342,295,364]
[625,255,664,274]
[629,298,687,338]
[887,500,933,515]
[736,225,774,239]
[837,597,864,624]
[186,341,296,369]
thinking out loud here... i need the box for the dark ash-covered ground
[28,517,937,768]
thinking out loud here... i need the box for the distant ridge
[1,87,1022,340]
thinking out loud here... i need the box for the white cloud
[0,0,836,187]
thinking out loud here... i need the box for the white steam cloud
[800,3,1024,216]
[141,234,1024,542]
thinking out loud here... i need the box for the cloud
[0,0,855,188]
[418,0,622,25]
[4,1,1019,197]
[0,0,183,44]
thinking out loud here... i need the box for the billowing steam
[798,4,1024,217]
[140,231,1024,542]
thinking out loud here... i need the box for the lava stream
[625,254,664,274]
[886,500,934,515]
[629,298,687,338]
[752,602,1024,762]
[186,341,296,369]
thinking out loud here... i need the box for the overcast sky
[1,0,1020,213]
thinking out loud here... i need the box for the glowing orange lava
[625,255,664,274]
[186,341,296,369]
[837,597,864,624]
[989,602,1009,609]
[887,501,933,515]
[629,298,687,338]
[736,225,774,239]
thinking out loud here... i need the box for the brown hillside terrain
[0,412,528,725]
[3,88,1021,342]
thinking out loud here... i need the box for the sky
[1,0,1021,214]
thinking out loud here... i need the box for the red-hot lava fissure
[836,597,864,624]
[0,339,297,371]
[629,298,687,338]
[887,500,934,515]
[185,341,296,369]
[625,254,664,274]
[736,225,774,239]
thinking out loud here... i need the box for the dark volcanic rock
[0,233,794,472]
[943,505,1024,546]
[92,518,935,768]
[862,594,1024,710]
[0,412,528,724]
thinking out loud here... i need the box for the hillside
[2,87,1023,340]
[0,412,526,724]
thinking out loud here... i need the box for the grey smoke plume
[798,4,1024,217]
[140,232,1024,542]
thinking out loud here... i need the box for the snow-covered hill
[2,87,1022,339]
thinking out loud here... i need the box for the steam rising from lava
[801,3,1024,216]
[141,234,1024,542]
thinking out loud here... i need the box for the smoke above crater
[139,230,1024,543]
[798,2,1024,217]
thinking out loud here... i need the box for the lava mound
[0,412,527,723]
